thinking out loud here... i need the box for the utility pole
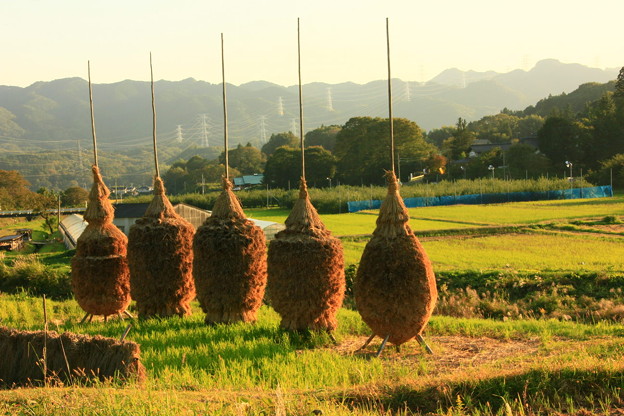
[326,87,334,111]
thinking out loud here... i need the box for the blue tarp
[347,185,613,213]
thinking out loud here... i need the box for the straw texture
[354,171,437,345]
[267,179,345,331]
[0,326,145,387]
[71,165,131,317]
[128,176,195,318]
[193,177,267,324]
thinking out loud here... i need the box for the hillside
[0,60,617,147]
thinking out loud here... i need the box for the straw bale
[267,179,345,331]
[0,326,145,387]
[128,176,195,318]
[354,171,437,345]
[71,165,130,317]
[193,178,267,324]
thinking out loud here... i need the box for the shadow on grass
[337,367,624,414]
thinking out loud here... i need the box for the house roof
[233,174,264,186]
[112,203,150,219]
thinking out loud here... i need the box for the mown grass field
[1,195,624,414]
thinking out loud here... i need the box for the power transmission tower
[326,87,334,111]
[290,118,297,135]
[200,114,209,147]
[405,81,411,102]
[277,96,284,116]
[78,141,83,170]
[259,116,267,144]
[176,124,184,142]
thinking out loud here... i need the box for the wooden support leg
[395,344,401,353]
[104,315,108,323]
[416,334,433,354]
[123,310,135,319]
[79,312,90,324]
[88,314,94,323]
[328,333,337,344]
[357,333,376,351]
[375,334,390,358]
[117,312,124,321]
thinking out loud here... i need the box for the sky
[2,0,623,88]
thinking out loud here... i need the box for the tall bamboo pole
[297,18,305,180]
[150,53,160,177]
[386,18,395,174]
[87,61,98,167]
[221,33,229,180]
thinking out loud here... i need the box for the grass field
[1,295,624,415]
[2,195,624,414]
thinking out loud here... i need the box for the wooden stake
[42,295,48,385]
[221,33,229,180]
[119,324,133,342]
[297,17,305,180]
[357,333,376,351]
[416,334,433,354]
[376,334,390,358]
[80,312,90,324]
[150,52,160,178]
[123,310,135,319]
[87,61,99,167]
[386,18,395,175]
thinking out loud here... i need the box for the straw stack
[267,178,345,331]
[127,176,195,318]
[193,177,267,324]
[0,326,145,386]
[354,171,437,345]
[71,165,131,318]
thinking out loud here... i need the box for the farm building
[233,174,264,190]
[0,233,27,251]
[59,214,88,249]
[112,202,283,240]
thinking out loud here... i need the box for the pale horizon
[2,0,622,89]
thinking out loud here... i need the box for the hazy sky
[2,0,622,87]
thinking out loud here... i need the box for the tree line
[159,66,624,192]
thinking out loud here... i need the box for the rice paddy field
[1,195,624,415]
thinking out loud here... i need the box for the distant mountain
[0,59,618,150]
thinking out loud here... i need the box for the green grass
[342,231,624,272]
[405,196,624,225]
[1,294,624,415]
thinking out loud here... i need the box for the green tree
[62,186,89,207]
[615,66,624,98]
[470,113,518,144]
[304,125,341,151]
[261,132,299,156]
[264,146,336,189]
[442,117,476,160]
[537,116,586,167]
[218,143,266,174]
[593,153,624,187]
[34,188,59,235]
[425,126,455,148]
[505,143,551,178]
[263,147,298,189]
[0,170,36,210]
[334,117,437,185]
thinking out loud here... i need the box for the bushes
[138,177,597,215]
[0,253,71,299]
